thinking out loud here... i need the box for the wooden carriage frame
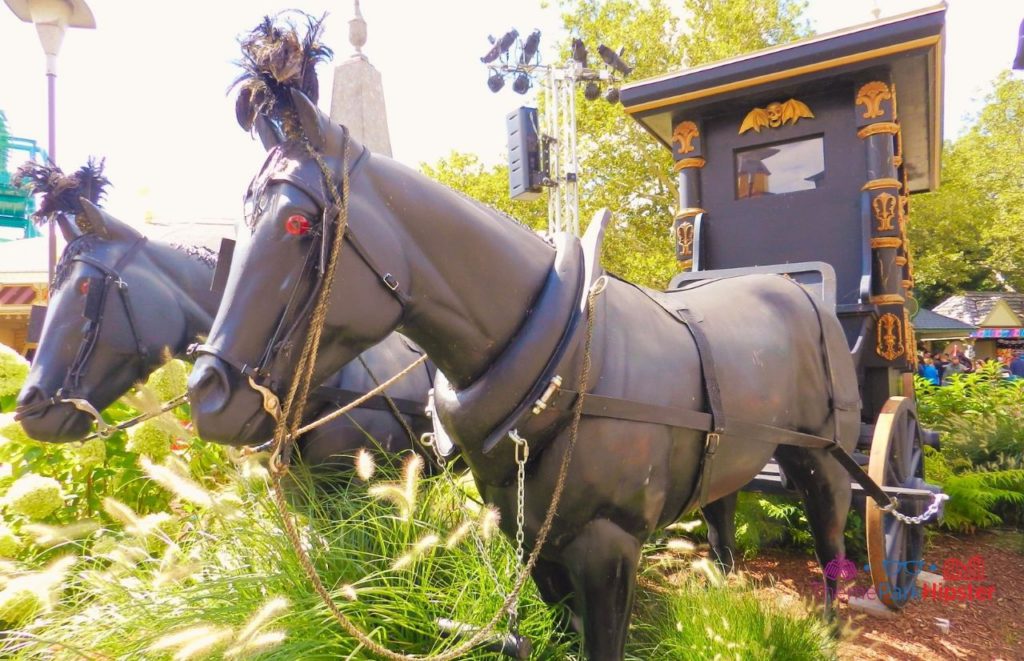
[621,4,948,609]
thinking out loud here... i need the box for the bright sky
[0,0,1020,225]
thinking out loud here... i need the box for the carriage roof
[621,3,945,193]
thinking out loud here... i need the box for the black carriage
[621,4,947,610]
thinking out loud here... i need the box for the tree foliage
[423,0,812,288]
[910,72,1024,307]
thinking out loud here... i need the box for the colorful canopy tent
[934,292,1024,359]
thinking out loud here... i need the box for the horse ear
[55,213,80,243]
[254,115,283,151]
[290,88,325,150]
[78,198,110,239]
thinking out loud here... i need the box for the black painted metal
[187,94,867,660]
[14,205,435,473]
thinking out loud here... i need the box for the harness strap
[546,389,834,448]
[675,307,725,507]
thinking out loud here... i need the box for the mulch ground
[736,529,1024,660]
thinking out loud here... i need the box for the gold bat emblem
[739,99,814,134]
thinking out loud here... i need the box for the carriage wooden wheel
[866,396,927,610]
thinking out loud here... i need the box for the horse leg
[561,519,641,661]
[775,447,852,620]
[531,558,581,638]
[702,493,738,573]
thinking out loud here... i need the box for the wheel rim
[865,396,926,610]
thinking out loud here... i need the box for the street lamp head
[4,0,96,29]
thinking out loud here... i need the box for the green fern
[924,447,1024,533]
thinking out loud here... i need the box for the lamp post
[3,0,95,286]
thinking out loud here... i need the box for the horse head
[188,93,408,445]
[16,200,214,441]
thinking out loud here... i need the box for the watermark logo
[809,555,996,603]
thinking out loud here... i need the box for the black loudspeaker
[506,106,546,201]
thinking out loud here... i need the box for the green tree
[910,72,1024,307]
[423,0,811,287]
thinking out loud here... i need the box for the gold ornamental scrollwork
[857,122,900,139]
[872,192,897,232]
[856,81,892,119]
[739,99,814,134]
[676,222,695,255]
[862,178,901,191]
[674,157,706,171]
[672,121,699,155]
[876,312,905,361]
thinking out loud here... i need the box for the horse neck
[142,240,220,355]
[361,157,555,389]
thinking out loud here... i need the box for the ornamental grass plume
[479,505,501,541]
[445,519,474,549]
[392,533,440,570]
[24,520,99,547]
[224,596,289,658]
[368,454,423,520]
[149,625,234,661]
[102,497,177,551]
[140,457,213,508]
[0,555,74,626]
[355,448,375,482]
[0,342,29,399]
[3,474,64,520]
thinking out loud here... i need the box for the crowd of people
[917,347,1024,385]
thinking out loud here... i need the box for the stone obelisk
[330,0,393,156]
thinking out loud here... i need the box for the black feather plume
[14,157,111,222]
[230,11,333,135]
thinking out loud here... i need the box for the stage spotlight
[520,29,541,65]
[481,29,519,63]
[512,73,531,94]
[605,87,620,104]
[584,81,601,101]
[487,71,505,93]
[597,44,633,76]
[571,38,588,67]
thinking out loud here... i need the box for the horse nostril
[15,385,48,414]
[187,358,232,415]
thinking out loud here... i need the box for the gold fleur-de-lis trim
[672,121,700,155]
[856,81,892,119]
[872,192,897,232]
[876,312,905,361]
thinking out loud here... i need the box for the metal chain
[884,492,948,525]
[509,430,529,568]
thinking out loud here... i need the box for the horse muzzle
[187,355,276,445]
[14,386,95,443]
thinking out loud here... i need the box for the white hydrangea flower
[74,438,107,468]
[144,359,189,403]
[126,420,173,460]
[0,343,29,399]
[0,525,21,558]
[4,474,64,520]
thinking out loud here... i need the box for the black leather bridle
[16,235,151,434]
[188,135,411,412]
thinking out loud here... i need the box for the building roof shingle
[933,292,1024,326]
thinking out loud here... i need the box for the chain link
[884,492,948,525]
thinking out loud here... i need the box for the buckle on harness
[531,375,563,415]
[383,273,400,291]
[705,432,721,454]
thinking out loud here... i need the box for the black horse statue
[14,180,435,470]
[187,89,862,659]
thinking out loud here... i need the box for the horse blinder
[82,276,106,323]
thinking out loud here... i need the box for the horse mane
[168,242,217,269]
[52,234,102,289]
[13,157,110,223]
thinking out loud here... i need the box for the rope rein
[263,117,606,659]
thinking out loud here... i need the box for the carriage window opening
[735,135,825,199]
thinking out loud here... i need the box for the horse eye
[78,279,90,295]
[284,214,312,236]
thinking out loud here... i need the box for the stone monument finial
[349,0,367,57]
